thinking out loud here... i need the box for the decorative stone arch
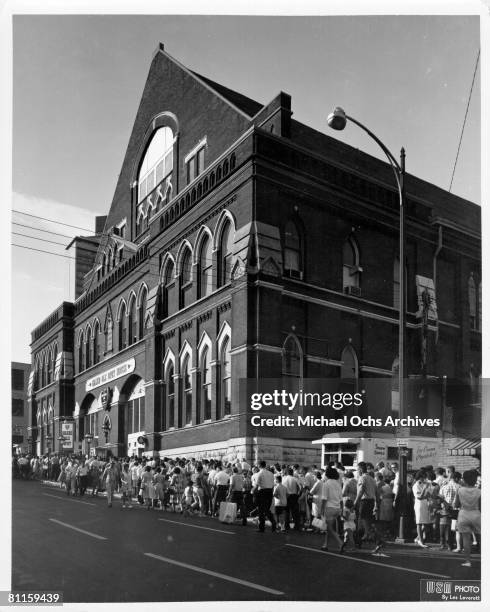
[197,330,213,360]
[137,282,149,308]
[282,333,304,378]
[163,347,176,377]
[116,297,128,322]
[213,209,237,252]
[159,252,176,283]
[179,339,193,372]
[217,321,232,357]
[193,225,213,266]
[127,291,137,312]
[175,240,194,280]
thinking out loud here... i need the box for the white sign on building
[85,358,136,392]
[61,422,74,450]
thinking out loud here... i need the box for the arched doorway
[78,394,99,455]
[118,375,146,457]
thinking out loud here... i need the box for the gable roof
[191,71,263,117]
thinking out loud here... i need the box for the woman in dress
[412,470,431,547]
[140,465,154,510]
[309,471,324,530]
[153,467,165,510]
[454,470,481,567]
[169,466,184,513]
[321,467,343,552]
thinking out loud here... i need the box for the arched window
[200,346,212,422]
[165,363,175,429]
[118,303,127,351]
[78,333,84,373]
[162,260,175,319]
[181,355,192,426]
[93,321,100,365]
[138,127,174,202]
[343,236,361,294]
[46,350,53,384]
[284,220,302,277]
[180,248,193,309]
[104,311,113,354]
[282,334,302,380]
[198,235,213,298]
[219,338,231,418]
[340,345,358,394]
[468,273,477,330]
[218,222,233,287]
[86,327,92,369]
[138,286,148,339]
[128,296,137,346]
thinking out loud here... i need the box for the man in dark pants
[253,461,276,533]
[283,467,301,530]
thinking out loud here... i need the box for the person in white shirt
[282,467,301,531]
[321,467,343,552]
[213,464,230,515]
[252,461,277,532]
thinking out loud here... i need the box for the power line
[12,209,94,232]
[449,48,480,193]
[12,244,90,261]
[12,232,69,248]
[12,221,74,239]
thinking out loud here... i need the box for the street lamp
[84,432,94,457]
[327,106,407,542]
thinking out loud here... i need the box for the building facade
[27,44,481,469]
[12,362,31,454]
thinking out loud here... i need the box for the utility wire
[449,48,480,193]
[12,232,69,248]
[12,209,94,232]
[12,221,74,239]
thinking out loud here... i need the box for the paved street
[12,479,480,603]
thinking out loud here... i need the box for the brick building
[27,44,481,469]
[12,362,30,454]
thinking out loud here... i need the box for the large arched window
[46,350,53,385]
[343,236,361,295]
[78,332,84,373]
[198,235,213,298]
[86,327,92,369]
[165,362,175,429]
[138,127,174,202]
[219,337,231,418]
[282,334,302,380]
[118,302,127,351]
[93,320,100,365]
[340,345,359,394]
[161,260,175,319]
[218,222,233,287]
[181,355,192,426]
[284,220,302,277]
[468,273,477,330]
[180,248,193,309]
[138,286,148,339]
[200,346,212,422]
[128,296,137,346]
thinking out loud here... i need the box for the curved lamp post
[327,106,407,542]
[84,432,94,457]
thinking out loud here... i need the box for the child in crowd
[183,479,195,517]
[341,498,357,552]
[273,475,288,532]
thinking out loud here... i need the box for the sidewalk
[39,479,481,561]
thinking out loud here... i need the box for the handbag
[312,517,327,532]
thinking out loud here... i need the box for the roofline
[153,43,256,121]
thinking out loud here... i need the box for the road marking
[43,493,96,507]
[144,553,284,595]
[285,544,451,578]
[49,519,107,540]
[158,518,235,534]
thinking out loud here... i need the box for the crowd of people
[13,453,481,566]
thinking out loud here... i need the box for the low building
[12,362,31,454]
[27,44,481,470]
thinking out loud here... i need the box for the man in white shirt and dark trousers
[283,467,301,531]
[253,461,277,533]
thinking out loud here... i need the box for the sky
[7,8,483,364]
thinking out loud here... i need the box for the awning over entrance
[447,438,481,457]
